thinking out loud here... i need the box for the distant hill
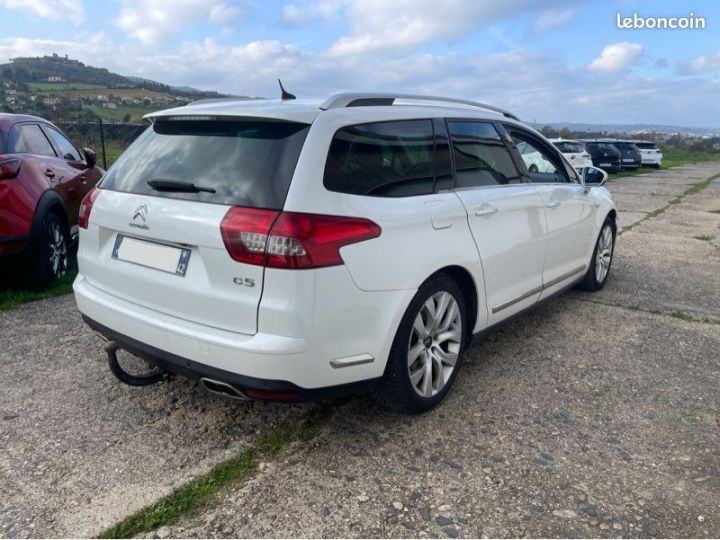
[532,121,720,138]
[0,54,259,122]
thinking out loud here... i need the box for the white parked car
[73,92,616,413]
[630,140,663,168]
[550,138,593,171]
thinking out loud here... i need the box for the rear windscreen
[554,142,584,153]
[588,143,617,152]
[100,120,310,209]
[634,142,657,149]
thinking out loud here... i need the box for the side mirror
[583,166,608,188]
[84,148,97,169]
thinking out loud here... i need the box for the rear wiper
[147,179,216,194]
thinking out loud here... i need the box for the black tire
[29,212,70,287]
[578,217,616,292]
[372,274,467,413]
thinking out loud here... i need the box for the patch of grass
[98,401,340,539]
[0,267,77,311]
[709,209,720,214]
[661,149,720,169]
[693,234,714,241]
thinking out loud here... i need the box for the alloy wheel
[595,225,613,283]
[407,291,463,398]
[48,221,68,278]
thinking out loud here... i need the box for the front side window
[447,121,521,187]
[324,120,435,197]
[100,120,310,209]
[510,132,570,183]
[43,126,81,161]
[12,124,56,157]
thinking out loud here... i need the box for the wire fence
[57,119,147,169]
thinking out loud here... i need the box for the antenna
[278,79,296,100]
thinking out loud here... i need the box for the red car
[0,114,104,285]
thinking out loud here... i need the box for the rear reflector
[78,188,100,229]
[243,389,302,400]
[0,157,21,180]
[220,207,381,269]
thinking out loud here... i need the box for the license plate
[112,235,190,276]
[623,158,635,162]
[599,162,611,166]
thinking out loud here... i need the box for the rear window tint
[100,120,310,209]
[587,143,617,152]
[554,142,584,153]
[634,142,658,149]
[323,120,435,197]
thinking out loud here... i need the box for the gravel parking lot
[1,164,719,538]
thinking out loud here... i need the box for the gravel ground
[0,163,719,538]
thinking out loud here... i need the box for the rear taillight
[0,157,21,180]
[78,188,100,229]
[220,207,381,269]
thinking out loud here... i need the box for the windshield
[100,120,310,209]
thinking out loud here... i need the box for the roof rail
[319,93,520,121]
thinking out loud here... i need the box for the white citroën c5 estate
[73,92,616,413]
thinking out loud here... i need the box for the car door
[504,126,597,296]
[446,120,548,325]
[39,124,91,228]
[12,122,60,186]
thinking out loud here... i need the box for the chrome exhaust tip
[200,378,248,400]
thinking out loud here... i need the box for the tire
[372,274,467,413]
[29,212,70,287]
[578,218,616,292]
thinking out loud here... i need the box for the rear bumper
[83,315,378,401]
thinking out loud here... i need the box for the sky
[0,0,719,127]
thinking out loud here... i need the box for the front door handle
[475,205,498,217]
[546,201,561,209]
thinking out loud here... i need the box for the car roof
[0,113,52,132]
[145,94,522,126]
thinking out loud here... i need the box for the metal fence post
[98,117,107,170]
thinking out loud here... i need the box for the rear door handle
[44,169,55,179]
[546,201,561,209]
[475,205,498,217]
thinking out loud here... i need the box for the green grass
[709,209,720,214]
[0,267,77,311]
[98,400,340,539]
[661,149,720,169]
[693,233,715,241]
[84,104,155,123]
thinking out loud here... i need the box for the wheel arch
[30,190,68,245]
[428,264,480,346]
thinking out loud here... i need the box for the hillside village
[0,53,239,123]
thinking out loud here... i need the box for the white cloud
[588,42,643,73]
[281,0,347,26]
[532,8,574,32]
[677,51,720,74]
[117,0,244,45]
[328,0,572,56]
[0,0,83,23]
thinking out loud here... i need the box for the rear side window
[12,124,57,157]
[324,120,435,197]
[447,121,521,187]
[100,120,310,209]
[0,132,6,154]
[43,126,81,161]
